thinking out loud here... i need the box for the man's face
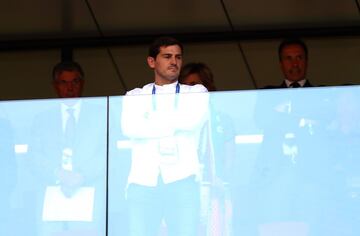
[147,45,182,85]
[53,70,84,98]
[280,44,308,82]
[181,73,202,86]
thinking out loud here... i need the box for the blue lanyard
[152,82,180,94]
[151,83,180,110]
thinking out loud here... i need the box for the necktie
[64,108,76,147]
[290,82,301,88]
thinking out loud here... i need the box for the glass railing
[0,97,107,236]
[1,85,360,235]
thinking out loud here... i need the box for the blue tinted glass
[0,97,107,236]
[109,86,360,236]
[3,85,360,235]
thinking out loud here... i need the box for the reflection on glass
[2,86,360,235]
[110,86,360,235]
[29,98,107,236]
[247,86,360,236]
[108,96,132,236]
[197,92,237,236]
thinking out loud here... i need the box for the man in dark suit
[30,61,106,236]
[256,38,315,141]
[265,38,313,89]
[248,39,329,234]
[255,38,315,136]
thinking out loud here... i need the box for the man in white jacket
[121,36,209,236]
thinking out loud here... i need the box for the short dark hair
[148,36,183,58]
[278,38,308,61]
[179,62,217,91]
[52,61,84,80]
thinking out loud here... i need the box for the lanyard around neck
[151,83,180,110]
[152,83,180,95]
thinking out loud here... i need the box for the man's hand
[55,169,84,198]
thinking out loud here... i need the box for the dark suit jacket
[263,80,313,89]
[30,100,107,187]
[29,99,107,236]
[251,80,333,223]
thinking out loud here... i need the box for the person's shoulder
[180,83,208,93]
[125,88,142,96]
[304,80,314,87]
[125,83,153,96]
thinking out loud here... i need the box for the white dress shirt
[285,79,307,88]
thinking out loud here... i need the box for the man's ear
[147,56,155,69]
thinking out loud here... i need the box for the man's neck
[154,78,178,86]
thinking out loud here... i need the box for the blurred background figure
[179,62,236,236]
[52,61,85,98]
[179,62,217,91]
[251,36,332,233]
[265,38,314,89]
[30,61,106,236]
